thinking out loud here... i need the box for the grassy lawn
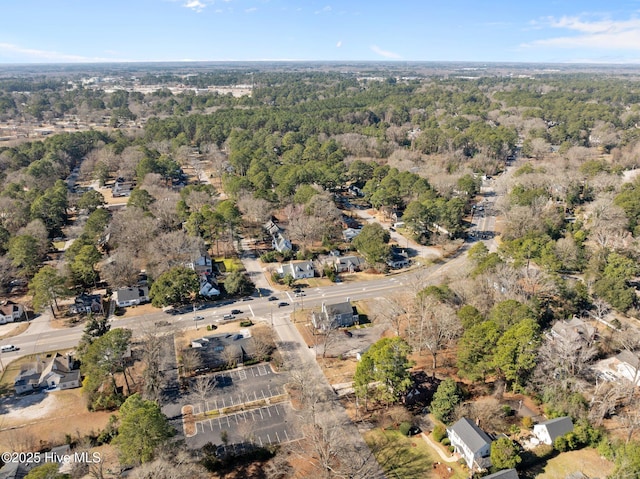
[364,429,466,479]
[532,448,614,479]
[216,257,244,272]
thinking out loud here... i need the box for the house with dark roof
[333,255,365,273]
[115,286,150,307]
[14,353,80,394]
[69,293,102,315]
[0,301,24,324]
[533,416,573,445]
[483,469,519,479]
[447,417,493,471]
[312,301,359,330]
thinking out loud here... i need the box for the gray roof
[449,417,492,453]
[537,416,573,441]
[116,286,149,303]
[483,469,519,479]
[325,301,355,317]
[616,350,640,369]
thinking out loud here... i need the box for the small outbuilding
[533,416,573,445]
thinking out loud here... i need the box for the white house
[278,260,315,280]
[14,353,81,394]
[533,417,573,445]
[272,233,292,253]
[115,286,150,307]
[447,417,493,471]
[0,301,24,324]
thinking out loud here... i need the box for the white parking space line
[258,437,263,447]
[208,419,213,431]
[267,407,272,417]
[267,434,272,444]
[249,304,255,317]
[238,369,247,380]
[259,409,264,419]
[275,431,281,442]
[274,405,280,415]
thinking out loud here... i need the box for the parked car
[193,316,204,321]
[223,314,236,320]
[407,426,421,436]
[343,329,353,337]
[230,309,242,315]
[294,292,305,297]
[268,296,278,301]
[277,302,289,308]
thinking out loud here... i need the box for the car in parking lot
[268,296,278,301]
[223,314,236,320]
[294,292,305,297]
[342,329,352,337]
[230,309,242,315]
[277,302,289,308]
[1,345,18,353]
[193,315,204,321]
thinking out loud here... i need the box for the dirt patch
[319,356,358,385]
[118,302,162,318]
[0,389,112,452]
[0,322,29,340]
[182,404,196,437]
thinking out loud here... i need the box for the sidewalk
[420,432,459,463]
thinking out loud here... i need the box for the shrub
[239,320,253,327]
[441,438,451,446]
[432,424,447,443]
[502,405,514,416]
[399,422,412,436]
[521,416,534,429]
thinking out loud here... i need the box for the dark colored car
[278,302,289,308]
[343,329,353,337]
[230,309,242,315]
[407,426,421,436]
[268,296,278,301]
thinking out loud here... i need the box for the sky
[3,0,640,64]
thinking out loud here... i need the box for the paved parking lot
[189,402,301,448]
[183,363,301,448]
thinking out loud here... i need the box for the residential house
[342,228,362,242]
[482,470,519,479]
[387,249,410,269]
[447,417,493,471]
[550,317,596,346]
[115,286,150,307]
[14,353,81,394]
[312,301,359,330]
[278,260,315,280]
[593,350,640,386]
[272,232,292,253]
[111,180,134,197]
[533,417,573,445]
[186,254,214,279]
[333,255,366,273]
[0,301,24,324]
[69,293,102,315]
[263,220,281,236]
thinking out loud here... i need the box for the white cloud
[523,15,640,50]
[245,7,257,13]
[0,42,126,62]
[314,5,332,14]
[336,40,342,48]
[370,45,401,59]
[183,0,207,12]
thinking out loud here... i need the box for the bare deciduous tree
[192,375,214,411]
